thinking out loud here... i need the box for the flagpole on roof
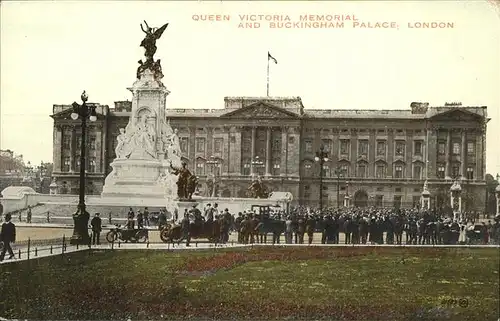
[266,52,270,97]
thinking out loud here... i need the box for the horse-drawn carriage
[159,220,222,243]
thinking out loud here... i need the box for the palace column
[54,125,63,172]
[445,129,451,178]
[70,126,76,172]
[95,124,103,173]
[461,129,466,177]
[266,127,272,176]
[280,126,288,176]
[250,126,256,175]
[224,126,230,175]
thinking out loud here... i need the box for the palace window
[272,162,280,176]
[413,165,422,179]
[63,135,71,149]
[340,140,349,155]
[451,164,460,178]
[358,140,368,156]
[322,164,330,177]
[466,166,474,180]
[375,195,383,207]
[394,165,403,178]
[413,196,421,208]
[196,138,206,153]
[376,141,386,157]
[452,142,460,155]
[180,137,189,153]
[395,141,405,157]
[414,141,423,156]
[340,164,349,177]
[376,164,386,178]
[304,140,313,153]
[321,139,332,152]
[214,138,223,153]
[242,138,251,153]
[467,142,475,155]
[357,164,367,178]
[272,138,281,151]
[196,161,205,176]
[63,157,70,172]
[393,195,402,209]
[437,165,445,179]
[89,136,96,150]
[242,161,251,176]
[438,141,446,155]
[304,162,313,177]
[88,157,96,172]
[75,159,81,172]
[76,137,82,152]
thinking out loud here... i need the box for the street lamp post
[332,166,343,208]
[206,156,221,197]
[495,174,500,216]
[314,145,329,211]
[70,91,97,245]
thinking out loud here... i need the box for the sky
[1,1,499,173]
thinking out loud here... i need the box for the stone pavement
[12,222,478,245]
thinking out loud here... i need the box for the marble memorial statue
[132,114,156,159]
[115,128,131,159]
[102,20,198,207]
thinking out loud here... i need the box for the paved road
[13,223,478,245]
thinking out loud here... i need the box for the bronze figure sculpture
[140,20,169,61]
[137,20,168,79]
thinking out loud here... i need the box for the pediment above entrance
[428,108,485,122]
[220,102,299,119]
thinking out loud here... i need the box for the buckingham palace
[50,96,488,210]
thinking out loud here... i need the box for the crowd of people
[118,204,500,246]
[231,206,500,246]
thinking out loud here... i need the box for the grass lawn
[0,247,498,320]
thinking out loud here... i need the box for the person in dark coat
[90,213,102,245]
[127,208,135,219]
[0,214,16,261]
[137,210,144,229]
[235,213,243,243]
[143,207,150,227]
[158,210,167,230]
[181,213,191,246]
[297,216,306,244]
[26,206,32,224]
[306,215,316,245]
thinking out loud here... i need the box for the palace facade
[51,97,489,210]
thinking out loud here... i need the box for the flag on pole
[268,51,278,64]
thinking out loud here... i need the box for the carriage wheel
[160,229,172,243]
[136,230,148,243]
[106,231,117,243]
